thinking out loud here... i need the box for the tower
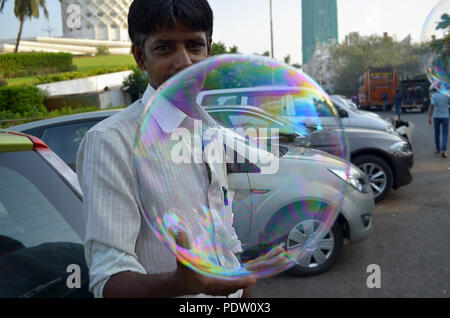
[302,0,338,65]
[61,0,132,41]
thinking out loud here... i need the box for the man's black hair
[128,0,213,51]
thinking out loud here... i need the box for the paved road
[250,110,450,298]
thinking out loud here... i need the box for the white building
[61,0,132,42]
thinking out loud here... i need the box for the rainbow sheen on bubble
[133,54,351,280]
[421,0,450,95]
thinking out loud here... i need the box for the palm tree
[0,0,52,53]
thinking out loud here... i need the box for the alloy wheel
[358,162,387,199]
[286,219,335,268]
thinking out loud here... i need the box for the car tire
[353,155,393,203]
[286,221,344,277]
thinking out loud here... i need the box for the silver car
[196,86,396,134]
[10,111,374,276]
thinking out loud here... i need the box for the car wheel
[353,155,393,203]
[287,220,343,277]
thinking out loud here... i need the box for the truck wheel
[353,155,393,203]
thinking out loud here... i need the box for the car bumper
[391,152,414,189]
[340,187,375,244]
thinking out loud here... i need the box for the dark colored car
[0,130,92,298]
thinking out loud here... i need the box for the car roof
[9,109,123,132]
[204,105,292,122]
[0,130,34,152]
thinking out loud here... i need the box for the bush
[0,53,74,78]
[96,46,110,56]
[0,79,7,87]
[122,66,149,102]
[0,85,47,119]
[0,105,106,129]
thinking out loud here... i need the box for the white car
[196,86,397,134]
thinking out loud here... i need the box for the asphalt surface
[250,110,450,298]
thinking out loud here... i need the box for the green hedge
[0,53,74,78]
[34,64,134,85]
[0,106,119,129]
[0,85,47,119]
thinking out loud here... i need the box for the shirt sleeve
[77,130,145,298]
[88,241,147,298]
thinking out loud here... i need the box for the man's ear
[132,44,147,71]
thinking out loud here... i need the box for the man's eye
[190,42,205,51]
[154,46,170,53]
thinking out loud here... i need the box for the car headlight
[390,141,410,154]
[385,125,395,134]
[329,166,370,193]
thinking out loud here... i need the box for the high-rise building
[302,0,338,65]
[61,0,132,41]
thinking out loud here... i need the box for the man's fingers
[173,229,191,250]
[205,276,257,295]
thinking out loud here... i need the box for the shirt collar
[141,85,187,134]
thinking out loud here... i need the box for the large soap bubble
[421,0,449,95]
[133,54,351,280]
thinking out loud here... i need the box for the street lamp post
[270,0,274,58]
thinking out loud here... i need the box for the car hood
[283,145,349,168]
[355,110,381,119]
[340,127,403,142]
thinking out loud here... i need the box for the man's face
[133,22,212,89]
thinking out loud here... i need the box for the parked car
[9,112,375,277]
[196,86,398,134]
[9,110,119,171]
[0,130,91,298]
[204,106,414,203]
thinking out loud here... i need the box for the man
[382,91,388,111]
[76,0,257,298]
[393,89,403,119]
[428,87,449,158]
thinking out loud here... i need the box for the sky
[0,0,442,64]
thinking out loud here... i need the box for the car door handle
[251,189,270,194]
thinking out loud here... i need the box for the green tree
[284,55,291,65]
[429,14,449,69]
[211,41,239,55]
[329,33,422,96]
[0,0,62,53]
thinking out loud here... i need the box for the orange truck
[358,67,398,110]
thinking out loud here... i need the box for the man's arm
[429,96,435,125]
[103,231,255,298]
[103,264,255,298]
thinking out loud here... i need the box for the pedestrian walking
[428,87,449,158]
[393,89,403,119]
[382,91,388,111]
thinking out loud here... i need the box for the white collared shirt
[77,85,243,298]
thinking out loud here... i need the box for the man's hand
[429,118,433,126]
[174,231,257,297]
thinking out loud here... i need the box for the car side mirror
[338,108,348,118]
[227,162,261,174]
